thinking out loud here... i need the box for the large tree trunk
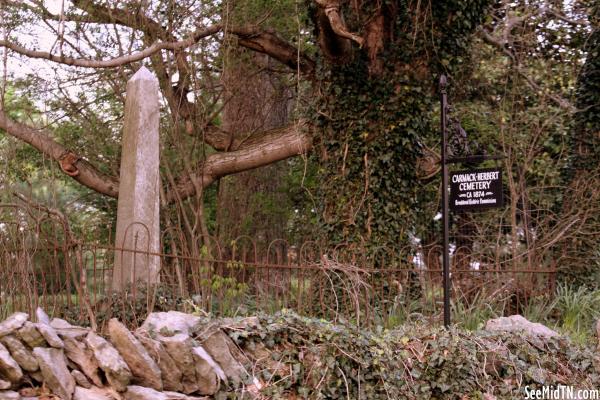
[311,1,492,252]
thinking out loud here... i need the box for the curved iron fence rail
[0,211,559,328]
[0,238,557,329]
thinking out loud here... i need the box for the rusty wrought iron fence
[0,234,557,330]
[0,201,563,328]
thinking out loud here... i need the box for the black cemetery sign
[450,167,503,211]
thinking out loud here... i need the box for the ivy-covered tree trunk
[310,1,492,252]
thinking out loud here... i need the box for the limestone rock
[63,337,103,387]
[124,385,208,400]
[29,371,43,383]
[0,380,10,390]
[16,323,45,348]
[485,315,559,338]
[221,316,260,331]
[86,331,132,392]
[135,332,182,392]
[35,308,50,326]
[108,318,162,390]
[50,319,89,340]
[191,347,220,395]
[35,323,63,348]
[0,336,37,372]
[18,387,37,397]
[49,318,70,329]
[33,347,75,400]
[201,330,247,385]
[141,312,201,336]
[73,386,115,400]
[164,392,208,400]
[71,370,91,389]
[0,391,20,400]
[159,334,197,394]
[0,342,22,382]
[0,314,28,338]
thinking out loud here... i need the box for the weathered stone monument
[113,66,160,291]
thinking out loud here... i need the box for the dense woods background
[0,0,599,334]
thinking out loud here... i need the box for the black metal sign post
[439,75,504,327]
[440,75,451,327]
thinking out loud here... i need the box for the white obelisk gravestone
[113,66,160,291]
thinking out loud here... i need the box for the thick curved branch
[0,25,221,69]
[1,109,312,203]
[169,120,312,202]
[314,0,364,47]
[231,27,315,76]
[198,121,300,152]
[201,124,237,151]
[0,109,120,197]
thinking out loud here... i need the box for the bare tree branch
[67,1,316,75]
[1,109,312,202]
[541,7,590,26]
[70,0,171,41]
[0,109,120,197]
[1,0,96,23]
[0,25,222,69]
[477,28,576,113]
[230,26,315,76]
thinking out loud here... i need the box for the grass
[371,282,600,345]
[553,283,600,344]
[0,292,92,320]
[3,275,600,345]
[451,290,502,331]
[449,283,600,345]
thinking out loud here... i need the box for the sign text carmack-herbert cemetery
[450,167,503,212]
